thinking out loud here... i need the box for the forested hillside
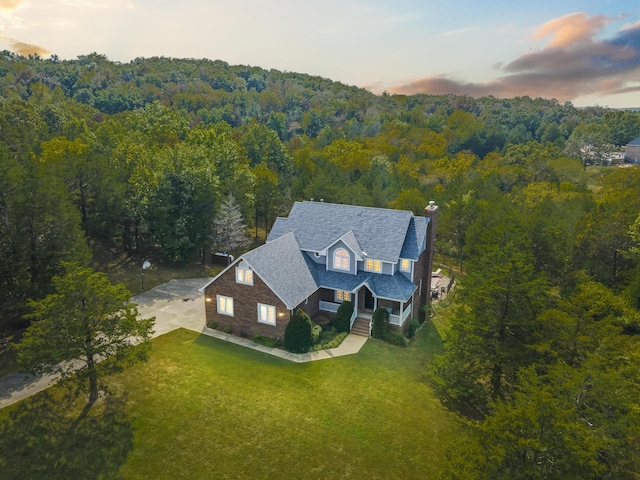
[0,51,639,476]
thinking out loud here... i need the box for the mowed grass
[118,326,461,479]
[1,321,466,479]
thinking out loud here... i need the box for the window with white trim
[333,248,350,271]
[236,267,253,285]
[335,290,351,302]
[365,259,382,272]
[258,303,276,325]
[217,295,234,316]
[400,259,410,272]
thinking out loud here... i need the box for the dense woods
[1,51,639,477]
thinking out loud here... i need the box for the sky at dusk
[1,0,639,108]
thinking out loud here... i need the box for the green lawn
[0,321,467,479]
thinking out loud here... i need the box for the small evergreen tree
[371,307,390,339]
[211,193,250,255]
[284,309,313,353]
[333,301,354,333]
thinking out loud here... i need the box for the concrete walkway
[0,278,368,408]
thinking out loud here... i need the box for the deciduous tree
[16,263,154,404]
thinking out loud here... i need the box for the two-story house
[203,200,438,338]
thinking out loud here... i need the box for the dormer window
[333,248,350,271]
[236,267,253,285]
[365,259,382,272]
[400,259,410,272]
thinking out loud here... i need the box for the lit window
[365,259,382,272]
[400,259,410,272]
[333,248,350,271]
[258,303,276,325]
[335,290,351,302]
[217,295,234,316]
[236,268,253,285]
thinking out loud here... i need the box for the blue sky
[1,0,639,107]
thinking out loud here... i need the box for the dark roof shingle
[268,201,415,263]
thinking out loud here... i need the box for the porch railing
[389,303,412,326]
[349,308,357,330]
[319,301,340,313]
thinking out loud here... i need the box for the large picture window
[258,303,276,325]
[333,248,350,271]
[217,295,234,316]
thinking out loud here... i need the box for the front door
[364,288,374,310]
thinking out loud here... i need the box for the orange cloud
[534,12,609,47]
[0,0,24,10]
[10,40,49,56]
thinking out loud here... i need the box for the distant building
[625,136,640,164]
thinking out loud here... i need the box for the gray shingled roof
[242,232,317,310]
[268,201,413,263]
[203,202,427,309]
[399,217,429,261]
[628,136,640,146]
[336,230,362,258]
[366,272,417,302]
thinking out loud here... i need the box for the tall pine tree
[211,194,250,255]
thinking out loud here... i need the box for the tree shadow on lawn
[0,382,134,480]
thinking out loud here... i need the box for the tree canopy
[16,263,154,403]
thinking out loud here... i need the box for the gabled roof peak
[268,201,417,263]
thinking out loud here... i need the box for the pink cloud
[534,12,609,48]
[389,13,640,104]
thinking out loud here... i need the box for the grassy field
[0,319,467,479]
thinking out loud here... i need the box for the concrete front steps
[350,317,371,337]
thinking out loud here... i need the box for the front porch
[318,285,413,336]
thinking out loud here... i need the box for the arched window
[333,248,350,271]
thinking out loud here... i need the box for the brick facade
[296,288,334,319]
[204,264,289,339]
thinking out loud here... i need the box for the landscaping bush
[333,301,354,333]
[223,326,232,334]
[371,307,390,339]
[383,330,409,347]
[207,320,217,329]
[318,326,338,344]
[253,335,277,348]
[406,318,420,339]
[284,309,313,353]
[311,324,322,344]
[311,331,348,351]
[324,331,348,349]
